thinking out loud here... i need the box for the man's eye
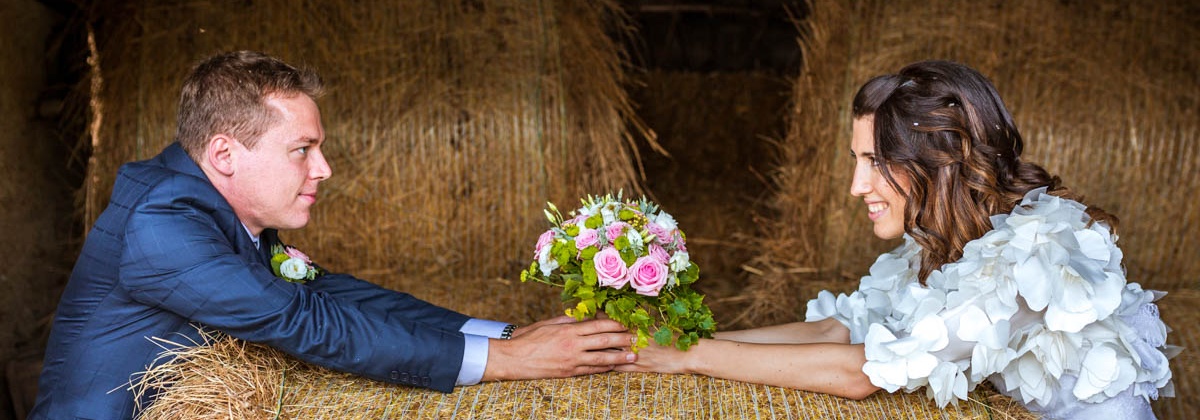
[297,147,308,155]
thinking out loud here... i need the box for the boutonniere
[270,244,322,283]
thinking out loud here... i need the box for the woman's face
[849,117,908,240]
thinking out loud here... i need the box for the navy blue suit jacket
[31,143,471,419]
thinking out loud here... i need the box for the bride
[617,60,1177,419]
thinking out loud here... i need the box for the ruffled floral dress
[806,188,1178,419]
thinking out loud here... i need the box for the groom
[29,50,635,419]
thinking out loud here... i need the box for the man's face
[226,94,330,235]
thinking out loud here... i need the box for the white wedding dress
[806,187,1178,419]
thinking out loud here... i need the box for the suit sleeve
[118,178,464,392]
[303,271,471,329]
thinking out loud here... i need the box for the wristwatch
[500,324,517,340]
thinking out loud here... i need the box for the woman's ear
[205,134,237,176]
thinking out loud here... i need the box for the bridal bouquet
[520,194,716,351]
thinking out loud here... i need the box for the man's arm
[261,230,473,328]
[303,274,515,386]
[304,272,473,328]
[119,184,465,391]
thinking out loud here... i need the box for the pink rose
[593,247,629,288]
[284,246,312,263]
[605,222,629,243]
[674,232,687,252]
[570,214,589,225]
[575,228,599,250]
[535,230,556,257]
[647,244,669,264]
[646,222,670,244]
[628,256,669,296]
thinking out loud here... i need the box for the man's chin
[275,216,311,231]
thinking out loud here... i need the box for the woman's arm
[713,318,850,344]
[616,338,879,400]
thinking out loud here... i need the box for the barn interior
[1,0,1196,418]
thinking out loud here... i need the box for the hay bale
[83,0,650,285]
[133,327,1036,419]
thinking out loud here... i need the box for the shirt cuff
[455,334,489,386]
[459,318,511,339]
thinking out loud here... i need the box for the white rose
[668,251,689,272]
[653,211,677,231]
[279,258,309,280]
[625,229,644,252]
[537,244,559,277]
[600,204,617,225]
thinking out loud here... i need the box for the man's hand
[482,316,635,381]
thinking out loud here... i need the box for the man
[30,50,635,419]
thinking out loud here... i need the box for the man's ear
[205,135,237,176]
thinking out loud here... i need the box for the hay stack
[84,0,649,286]
[744,0,1198,417]
[132,321,1036,420]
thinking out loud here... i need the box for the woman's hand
[614,340,700,375]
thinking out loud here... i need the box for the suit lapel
[258,229,279,267]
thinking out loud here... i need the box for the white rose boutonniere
[270,244,322,283]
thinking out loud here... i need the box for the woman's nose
[849,164,871,197]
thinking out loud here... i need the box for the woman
[618,60,1176,419]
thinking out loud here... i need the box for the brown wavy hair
[176,50,324,162]
[852,60,1117,282]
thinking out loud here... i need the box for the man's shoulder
[112,144,218,206]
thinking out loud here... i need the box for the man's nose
[311,151,332,181]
